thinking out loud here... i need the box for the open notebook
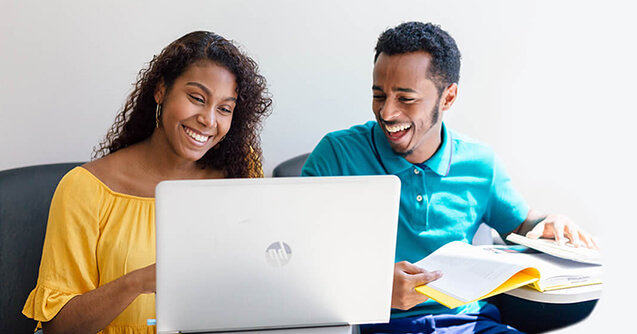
[414,241,602,309]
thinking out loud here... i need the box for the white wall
[1,1,633,330]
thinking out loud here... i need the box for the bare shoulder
[82,147,147,196]
[82,154,119,184]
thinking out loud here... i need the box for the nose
[379,97,400,122]
[197,107,217,129]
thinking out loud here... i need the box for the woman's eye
[189,95,205,104]
[219,107,233,114]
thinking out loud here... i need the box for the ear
[439,83,458,112]
[154,79,167,104]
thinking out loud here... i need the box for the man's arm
[507,208,599,249]
[302,134,443,311]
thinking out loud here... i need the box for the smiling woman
[154,61,238,164]
[21,31,272,334]
[94,31,272,179]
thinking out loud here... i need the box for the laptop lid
[155,175,400,333]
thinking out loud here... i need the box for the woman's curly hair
[92,31,272,178]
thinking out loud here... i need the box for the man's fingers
[391,261,439,310]
[553,223,567,245]
[525,222,545,239]
[564,223,581,247]
[413,270,443,286]
[397,261,427,275]
[579,231,599,250]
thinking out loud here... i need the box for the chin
[179,150,209,163]
[391,147,414,158]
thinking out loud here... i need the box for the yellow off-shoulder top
[23,167,156,334]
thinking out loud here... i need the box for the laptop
[155,175,401,334]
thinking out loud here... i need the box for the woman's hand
[42,263,156,334]
[130,263,156,294]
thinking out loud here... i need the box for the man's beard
[391,99,441,158]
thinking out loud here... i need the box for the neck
[138,130,203,181]
[404,122,443,164]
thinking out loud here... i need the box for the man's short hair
[374,22,461,93]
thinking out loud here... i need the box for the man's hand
[391,261,442,310]
[524,213,599,249]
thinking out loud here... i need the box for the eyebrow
[186,82,237,102]
[371,85,417,93]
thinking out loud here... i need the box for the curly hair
[93,31,272,178]
[374,22,461,94]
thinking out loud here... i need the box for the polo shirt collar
[422,122,453,176]
[372,121,453,176]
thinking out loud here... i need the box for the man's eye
[399,97,415,102]
[373,95,386,100]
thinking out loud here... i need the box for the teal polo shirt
[301,121,529,317]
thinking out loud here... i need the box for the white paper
[413,241,529,302]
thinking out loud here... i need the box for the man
[301,22,598,333]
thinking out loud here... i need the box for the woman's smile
[182,125,211,145]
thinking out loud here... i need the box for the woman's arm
[42,264,155,334]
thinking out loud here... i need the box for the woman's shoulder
[57,165,104,193]
[81,154,118,187]
[48,166,112,214]
[81,149,154,199]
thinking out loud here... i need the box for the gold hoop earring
[155,104,162,128]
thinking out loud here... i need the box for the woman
[22,31,272,334]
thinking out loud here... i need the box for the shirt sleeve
[301,135,341,177]
[484,156,530,234]
[22,168,102,322]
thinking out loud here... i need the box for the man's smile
[382,121,413,145]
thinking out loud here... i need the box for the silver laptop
[155,175,400,334]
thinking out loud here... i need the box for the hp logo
[265,241,292,266]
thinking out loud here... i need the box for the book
[505,233,602,265]
[413,241,602,309]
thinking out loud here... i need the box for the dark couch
[0,162,83,333]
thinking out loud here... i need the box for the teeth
[386,124,411,133]
[184,126,210,143]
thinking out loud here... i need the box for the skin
[42,60,238,334]
[372,51,599,311]
[372,52,457,165]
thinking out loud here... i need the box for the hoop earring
[155,104,162,128]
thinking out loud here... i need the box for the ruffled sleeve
[22,167,103,322]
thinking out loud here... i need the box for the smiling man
[301,22,597,333]
[372,50,451,164]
